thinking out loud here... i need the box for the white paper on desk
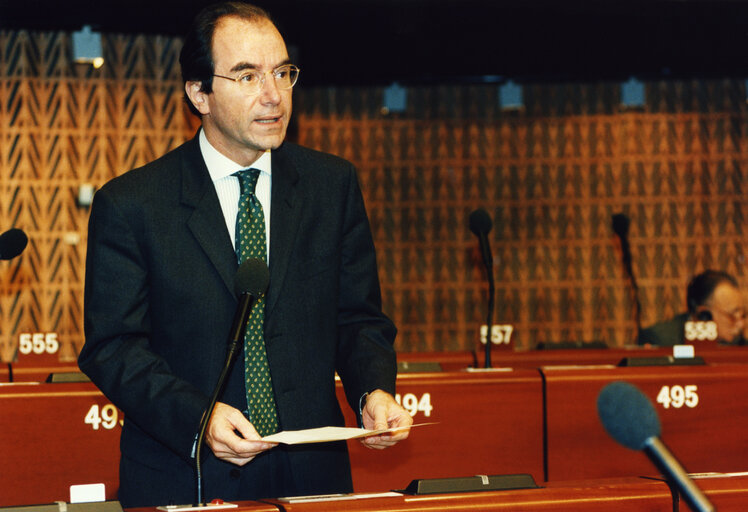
[262,424,432,445]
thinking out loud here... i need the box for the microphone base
[618,356,705,367]
[156,502,238,511]
[401,474,537,495]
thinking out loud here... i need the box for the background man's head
[687,269,745,343]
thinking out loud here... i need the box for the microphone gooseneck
[0,228,28,260]
[597,381,714,512]
[611,213,642,342]
[195,257,270,505]
[469,208,494,368]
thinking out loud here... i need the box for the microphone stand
[485,268,495,368]
[612,214,642,342]
[195,291,255,505]
[195,339,242,505]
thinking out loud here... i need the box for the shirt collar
[199,129,272,182]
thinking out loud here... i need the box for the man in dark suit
[78,2,411,507]
[638,269,746,346]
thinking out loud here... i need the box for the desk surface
[398,344,748,371]
[686,473,748,511]
[261,476,674,511]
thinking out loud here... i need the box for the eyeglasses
[212,64,300,95]
[710,306,746,324]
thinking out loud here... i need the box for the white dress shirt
[199,129,272,262]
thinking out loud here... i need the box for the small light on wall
[621,77,645,108]
[72,25,104,69]
[382,82,407,115]
[498,80,523,110]
[77,183,96,207]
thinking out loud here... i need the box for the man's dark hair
[179,2,274,116]
[686,269,739,314]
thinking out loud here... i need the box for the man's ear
[185,81,210,115]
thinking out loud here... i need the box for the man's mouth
[256,116,281,124]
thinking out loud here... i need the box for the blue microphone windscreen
[597,381,661,450]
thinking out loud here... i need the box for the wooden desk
[543,364,748,482]
[397,351,477,371]
[397,345,748,372]
[261,477,674,511]
[337,369,545,492]
[9,364,83,382]
[492,344,748,370]
[685,473,748,511]
[0,382,121,506]
[6,358,748,508]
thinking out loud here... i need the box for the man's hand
[360,389,413,450]
[205,402,277,465]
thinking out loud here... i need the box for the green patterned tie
[233,168,278,437]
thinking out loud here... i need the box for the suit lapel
[267,144,301,316]
[179,137,238,298]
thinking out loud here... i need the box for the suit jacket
[637,313,689,346]
[78,135,397,506]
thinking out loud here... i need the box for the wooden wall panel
[1,29,746,360]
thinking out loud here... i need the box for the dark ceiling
[2,0,748,86]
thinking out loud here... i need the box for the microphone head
[597,381,661,450]
[611,213,630,238]
[234,258,270,297]
[0,228,29,260]
[469,208,493,236]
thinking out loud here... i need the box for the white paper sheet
[262,423,433,444]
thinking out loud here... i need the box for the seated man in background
[638,269,746,346]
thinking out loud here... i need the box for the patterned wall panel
[0,30,194,362]
[1,29,746,362]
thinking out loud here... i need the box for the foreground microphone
[0,228,28,260]
[195,257,270,505]
[469,209,494,368]
[597,381,714,512]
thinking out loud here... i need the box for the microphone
[597,381,714,512]
[469,209,493,269]
[195,257,270,505]
[0,228,28,260]
[469,208,494,368]
[611,213,632,274]
[228,258,271,347]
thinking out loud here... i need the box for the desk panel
[337,370,545,492]
[543,365,748,481]
[0,382,121,506]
